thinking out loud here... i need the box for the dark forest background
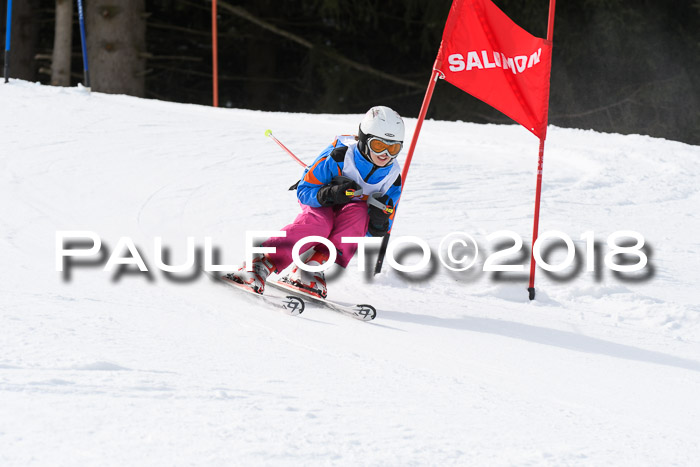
[2,0,699,145]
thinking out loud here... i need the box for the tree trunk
[86,0,146,96]
[51,0,73,86]
[7,0,40,81]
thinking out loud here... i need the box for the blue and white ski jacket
[296,135,402,235]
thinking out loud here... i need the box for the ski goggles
[368,137,403,158]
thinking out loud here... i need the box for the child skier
[228,105,404,298]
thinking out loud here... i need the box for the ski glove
[368,194,394,237]
[317,178,361,206]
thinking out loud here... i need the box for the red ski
[204,271,305,316]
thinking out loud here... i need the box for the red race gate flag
[375,0,557,299]
[435,0,553,138]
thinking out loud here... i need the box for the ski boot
[227,253,276,294]
[282,249,329,299]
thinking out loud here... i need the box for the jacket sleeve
[296,142,346,207]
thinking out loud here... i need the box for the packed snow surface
[2,81,700,466]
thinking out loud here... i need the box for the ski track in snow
[2,80,700,466]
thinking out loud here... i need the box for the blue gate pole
[4,0,12,83]
[76,0,90,88]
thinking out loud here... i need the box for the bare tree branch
[550,77,679,120]
[215,1,424,90]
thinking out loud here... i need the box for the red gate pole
[527,0,557,300]
[400,68,441,185]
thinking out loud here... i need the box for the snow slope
[2,80,700,466]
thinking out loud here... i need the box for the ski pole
[264,131,394,211]
[374,69,441,275]
[4,0,12,83]
[265,129,307,168]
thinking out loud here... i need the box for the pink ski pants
[263,201,370,271]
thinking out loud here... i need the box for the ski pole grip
[368,192,393,214]
[332,175,363,198]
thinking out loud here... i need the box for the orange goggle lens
[368,137,402,157]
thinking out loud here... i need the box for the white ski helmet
[358,106,405,158]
